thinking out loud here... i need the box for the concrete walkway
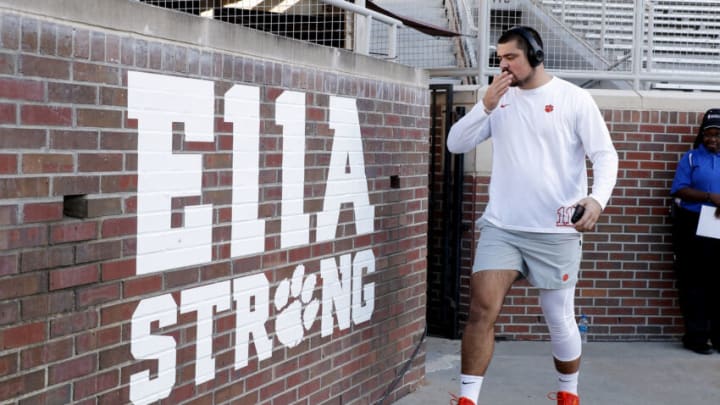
[393,337,720,404]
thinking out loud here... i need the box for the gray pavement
[393,337,720,404]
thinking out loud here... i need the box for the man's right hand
[482,71,513,112]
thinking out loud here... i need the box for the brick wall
[0,3,429,404]
[456,106,708,341]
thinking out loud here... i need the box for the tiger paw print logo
[274,265,319,348]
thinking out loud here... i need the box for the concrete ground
[393,337,720,404]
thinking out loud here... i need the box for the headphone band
[506,26,544,67]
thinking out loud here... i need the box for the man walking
[447,26,618,405]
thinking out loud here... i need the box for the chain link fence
[134,0,720,90]
[476,0,720,89]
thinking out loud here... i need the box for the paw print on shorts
[274,264,319,348]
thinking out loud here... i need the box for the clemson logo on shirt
[545,104,554,113]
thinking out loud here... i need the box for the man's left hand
[574,197,603,232]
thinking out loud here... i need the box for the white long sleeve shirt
[447,77,618,233]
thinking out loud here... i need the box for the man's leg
[459,269,518,403]
[539,288,582,399]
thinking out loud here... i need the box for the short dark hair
[498,26,544,67]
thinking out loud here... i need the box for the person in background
[446,26,618,405]
[670,108,720,355]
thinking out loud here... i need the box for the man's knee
[467,298,502,326]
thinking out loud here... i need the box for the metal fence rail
[134,0,720,90]
[470,0,720,90]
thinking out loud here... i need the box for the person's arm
[576,92,618,210]
[673,187,718,205]
[572,92,618,231]
[447,72,512,154]
[446,101,492,154]
[674,187,720,218]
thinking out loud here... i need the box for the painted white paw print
[274,264,319,348]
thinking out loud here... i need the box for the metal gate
[426,84,464,339]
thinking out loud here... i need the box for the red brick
[105,34,120,63]
[101,174,138,193]
[98,344,130,369]
[165,267,199,289]
[64,196,122,219]
[0,321,46,349]
[48,354,96,384]
[17,384,71,405]
[1,14,20,50]
[20,246,74,272]
[73,370,118,400]
[39,22,57,55]
[48,82,98,104]
[20,291,74,320]
[123,274,162,297]
[56,24,73,57]
[0,301,18,326]
[21,17,38,51]
[0,205,18,226]
[124,196,137,213]
[78,153,123,172]
[23,201,64,223]
[50,264,99,291]
[0,225,47,250]
[49,129,98,149]
[50,221,97,244]
[0,77,44,101]
[0,352,17,378]
[97,388,126,405]
[0,177,49,199]
[0,253,18,276]
[90,32,106,62]
[75,240,121,263]
[0,154,18,174]
[101,217,136,238]
[20,337,73,369]
[73,29,90,59]
[125,152,137,170]
[165,382,197,405]
[100,86,127,106]
[77,108,122,128]
[0,103,16,124]
[21,105,73,126]
[100,131,136,150]
[0,370,45,402]
[76,282,121,308]
[76,326,121,354]
[49,310,99,338]
[101,258,135,281]
[100,301,136,326]
[22,153,74,173]
[0,127,46,148]
[73,61,120,85]
[51,175,100,196]
[20,54,70,79]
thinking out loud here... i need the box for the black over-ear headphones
[507,26,545,67]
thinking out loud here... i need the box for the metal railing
[441,0,720,90]
[134,0,720,91]
[135,0,402,59]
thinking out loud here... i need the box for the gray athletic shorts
[472,218,583,289]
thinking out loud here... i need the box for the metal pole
[354,0,369,55]
[477,0,489,85]
[600,0,607,53]
[647,1,654,73]
[388,23,397,60]
[631,0,645,90]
